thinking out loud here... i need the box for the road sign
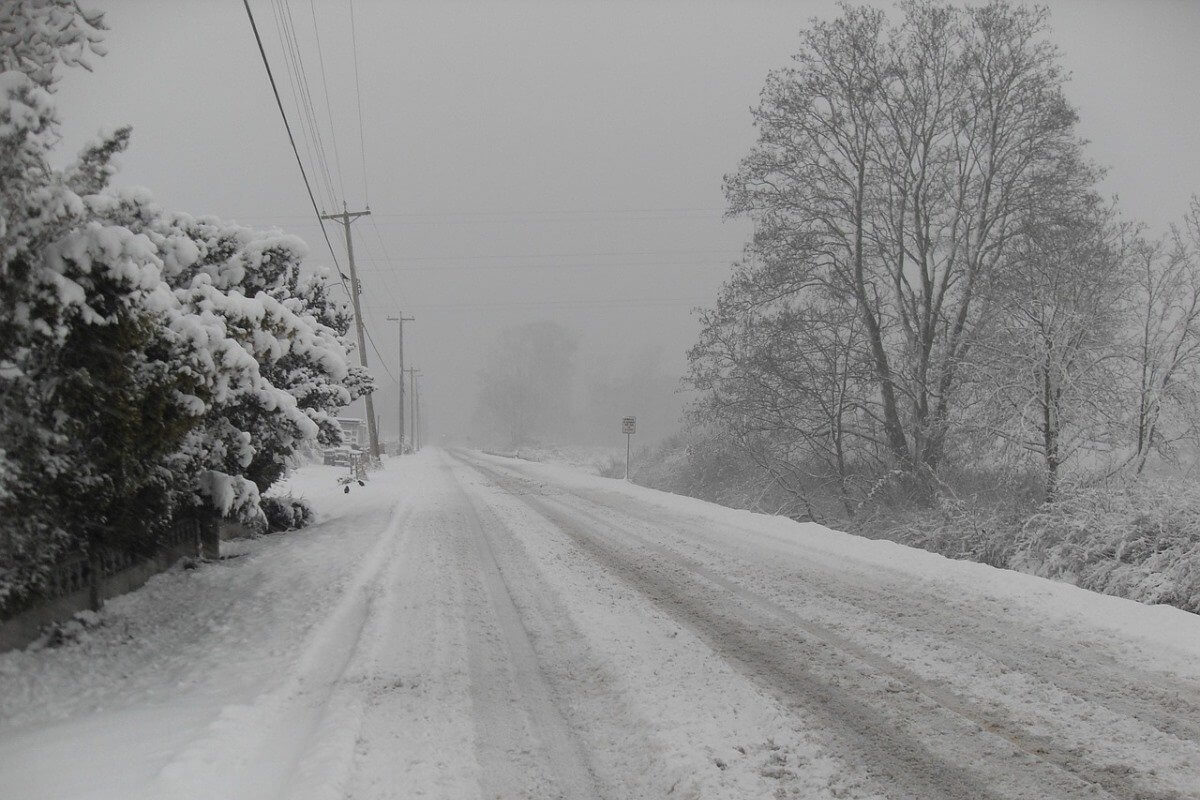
[622,416,636,434]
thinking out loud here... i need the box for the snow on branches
[0,4,363,607]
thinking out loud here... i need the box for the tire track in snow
[468,452,1200,799]
[153,498,416,800]
[448,464,603,800]
[458,452,1176,800]
[562,478,1200,747]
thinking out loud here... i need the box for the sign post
[622,416,636,480]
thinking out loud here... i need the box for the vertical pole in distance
[386,314,414,453]
[626,432,630,481]
[321,203,379,459]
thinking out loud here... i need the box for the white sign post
[622,416,636,480]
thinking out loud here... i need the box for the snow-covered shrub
[261,495,314,533]
[0,4,363,608]
[869,498,1026,569]
[595,454,626,479]
[864,477,1200,612]
[634,430,815,519]
[1013,481,1200,612]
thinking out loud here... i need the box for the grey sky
[52,0,1200,444]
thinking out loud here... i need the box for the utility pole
[321,202,380,459]
[405,367,421,451]
[415,376,423,450]
[386,313,414,453]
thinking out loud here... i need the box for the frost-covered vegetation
[0,2,369,610]
[651,1,1200,613]
[261,495,316,533]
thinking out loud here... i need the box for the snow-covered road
[3,449,1199,800]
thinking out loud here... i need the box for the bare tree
[718,0,1096,498]
[690,268,877,519]
[1127,199,1200,473]
[969,198,1131,498]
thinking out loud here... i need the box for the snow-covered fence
[0,520,199,652]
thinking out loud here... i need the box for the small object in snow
[713,757,727,770]
[344,486,350,493]
[357,480,365,486]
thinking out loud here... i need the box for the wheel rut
[455,451,1193,800]
[449,462,602,800]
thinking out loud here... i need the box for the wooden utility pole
[321,202,380,459]
[405,367,421,451]
[386,313,414,453]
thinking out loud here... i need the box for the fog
[51,0,1200,448]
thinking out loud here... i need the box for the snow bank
[0,459,413,800]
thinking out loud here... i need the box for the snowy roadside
[465,450,1200,798]
[474,450,1200,674]
[0,459,414,800]
[479,443,623,475]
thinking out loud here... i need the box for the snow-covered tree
[0,63,214,602]
[968,198,1132,497]
[0,2,364,607]
[0,0,106,92]
[719,0,1096,498]
[1126,200,1200,474]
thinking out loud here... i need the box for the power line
[229,207,726,219]
[209,242,741,261]
[241,0,348,294]
[366,215,407,306]
[268,0,328,210]
[382,247,741,261]
[368,297,711,311]
[307,0,347,202]
[250,214,728,228]
[251,0,393,389]
[353,257,735,272]
[276,0,339,209]
[222,207,727,222]
[350,218,404,312]
[363,325,397,383]
[349,0,369,206]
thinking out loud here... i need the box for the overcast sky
[51,0,1200,444]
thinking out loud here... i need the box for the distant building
[336,417,368,449]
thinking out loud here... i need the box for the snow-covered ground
[2,449,1199,799]
[479,443,623,474]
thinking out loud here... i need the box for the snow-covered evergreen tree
[0,2,364,608]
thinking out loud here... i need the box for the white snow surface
[1,449,1198,800]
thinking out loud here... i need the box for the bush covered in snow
[0,3,367,610]
[635,427,1200,613]
[594,454,627,479]
[816,477,1200,613]
[634,429,819,520]
[261,495,315,533]
[1013,482,1200,612]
